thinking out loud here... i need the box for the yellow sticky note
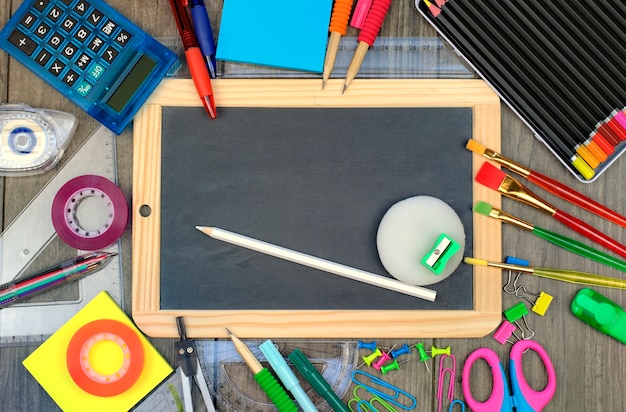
[23,291,173,412]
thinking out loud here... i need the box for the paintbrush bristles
[466,139,531,177]
[476,163,557,215]
[473,201,534,231]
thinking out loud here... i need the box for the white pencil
[196,226,437,302]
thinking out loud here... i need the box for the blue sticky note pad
[216,0,333,73]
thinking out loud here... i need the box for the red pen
[168,0,216,119]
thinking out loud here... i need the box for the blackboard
[132,79,503,338]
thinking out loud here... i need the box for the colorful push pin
[372,351,393,371]
[380,359,409,375]
[362,348,382,367]
[414,342,431,374]
[493,320,517,345]
[390,343,411,359]
[430,345,451,357]
[531,291,554,316]
[358,340,378,351]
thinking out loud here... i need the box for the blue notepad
[216,0,333,73]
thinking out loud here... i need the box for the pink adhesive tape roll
[52,174,128,250]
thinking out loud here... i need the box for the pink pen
[350,0,373,29]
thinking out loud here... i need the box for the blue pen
[187,0,217,77]
[259,340,317,412]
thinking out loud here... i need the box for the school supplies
[0,251,115,309]
[343,0,393,92]
[289,349,350,412]
[216,0,333,73]
[167,0,216,118]
[226,329,298,412]
[462,340,556,412]
[196,226,437,301]
[571,288,626,344]
[351,370,417,410]
[0,103,77,176]
[22,291,172,412]
[465,257,626,290]
[467,139,626,228]
[322,0,355,88]
[476,162,626,259]
[175,317,216,412]
[419,0,626,182]
[0,0,176,134]
[473,201,626,272]
[187,0,216,77]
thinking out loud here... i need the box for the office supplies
[197,225,438,301]
[174,317,216,412]
[493,320,518,345]
[464,257,626,290]
[22,291,173,412]
[216,0,333,73]
[350,0,373,29]
[351,370,417,410]
[132,79,501,338]
[187,0,216,77]
[504,302,535,341]
[260,340,317,412]
[0,0,176,134]
[418,1,626,182]
[226,329,299,412]
[167,0,216,118]
[449,400,466,412]
[322,0,355,88]
[476,162,626,259]
[377,196,465,286]
[437,353,457,412]
[0,251,114,309]
[467,139,626,228]
[462,340,556,412]
[289,348,351,412]
[571,288,626,344]
[0,103,77,176]
[343,0,393,93]
[502,259,553,316]
[0,125,122,346]
[348,385,396,412]
[422,233,461,275]
[51,174,128,250]
[473,201,626,272]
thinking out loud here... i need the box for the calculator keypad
[7,0,132,98]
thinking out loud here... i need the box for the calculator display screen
[106,54,156,113]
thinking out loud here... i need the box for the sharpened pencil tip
[341,84,348,95]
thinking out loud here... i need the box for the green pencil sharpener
[421,233,460,275]
[571,288,626,344]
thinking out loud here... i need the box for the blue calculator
[0,0,177,134]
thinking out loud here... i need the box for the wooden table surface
[1,1,625,411]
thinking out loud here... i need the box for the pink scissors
[461,340,556,412]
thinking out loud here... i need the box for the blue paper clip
[448,399,466,411]
[351,370,417,410]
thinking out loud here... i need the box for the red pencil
[475,162,626,260]
[466,139,626,229]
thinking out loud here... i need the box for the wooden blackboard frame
[132,78,502,338]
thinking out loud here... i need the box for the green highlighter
[571,288,626,344]
[288,349,350,412]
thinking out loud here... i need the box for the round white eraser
[376,196,465,286]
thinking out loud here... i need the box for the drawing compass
[175,316,216,412]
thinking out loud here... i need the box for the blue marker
[259,340,317,412]
[188,0,217,77]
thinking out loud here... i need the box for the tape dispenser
[0,103,77,176]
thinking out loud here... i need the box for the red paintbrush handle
[529,171,626,229]
[554,210,626,259]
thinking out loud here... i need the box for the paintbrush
[476,162,626,259]
[464,257,626,290]
[466,139,626,229]
[473,201,626,272]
